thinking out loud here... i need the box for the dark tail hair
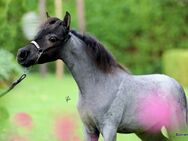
[187,104,188,126]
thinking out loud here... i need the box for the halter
[0,34,71,98]
[31,41,41,50]
[30,34,71,64]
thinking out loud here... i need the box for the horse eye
[49,36,57,42]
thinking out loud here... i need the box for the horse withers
[17,12,188,141]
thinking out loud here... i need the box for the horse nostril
[18,50,29,60]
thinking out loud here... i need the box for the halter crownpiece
[31,41,40,49]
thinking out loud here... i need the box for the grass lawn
[0,73,187,141]
[0,73,139,141]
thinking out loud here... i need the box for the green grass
[0,73,140,141]
[0,73,187,141]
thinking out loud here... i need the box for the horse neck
[60,34,122,94]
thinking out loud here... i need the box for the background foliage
[85,0,188,74]
[0,0,188,74]
[0,49,21,88]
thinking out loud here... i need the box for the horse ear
[63,11,71,30]
[46,12,50,18]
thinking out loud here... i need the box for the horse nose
[17,49,29,61]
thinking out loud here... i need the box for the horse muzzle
[17,46,39,67]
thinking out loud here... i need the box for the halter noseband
[30,40,43,64]
[31,41,40,50]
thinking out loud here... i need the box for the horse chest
[77,90,119,130]
[78,101,95,118]
[77,100,103,130]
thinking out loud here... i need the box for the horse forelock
[34,17,66,40]
[40,17,61,29]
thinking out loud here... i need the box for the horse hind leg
[167,104,188,139]
[136,131,169,141]
[166,118,188,141]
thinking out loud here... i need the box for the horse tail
[187,102,188,126]
[184,91,188,126]
[183,91,188,126]
[179,87,188,127]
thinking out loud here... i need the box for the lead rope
[0,41,41,98]
[0,40,39,98]
[0,68,29,98]
[0,35,71,98]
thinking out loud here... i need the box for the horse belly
[117,126,140,133]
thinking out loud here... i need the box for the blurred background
[0,0,188,141]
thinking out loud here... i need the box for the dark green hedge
[163,49,188,87]
[85,0,188,74]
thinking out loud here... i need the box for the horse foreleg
[102,124,117,141]
[84,127,99,141]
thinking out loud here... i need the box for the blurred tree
[38,0,48,77]
[0,0,27,53]
[76,0,85,33]
[55,0,64,79]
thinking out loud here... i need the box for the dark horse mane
[37,17,128,73]
[70,30,127,73]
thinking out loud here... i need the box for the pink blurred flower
[138,93,181,132]
[13,112,32,128]
[72,135,81,141]
[54,115,78,141]
[9,135,28,141]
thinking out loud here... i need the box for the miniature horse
[17,12,188,141]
